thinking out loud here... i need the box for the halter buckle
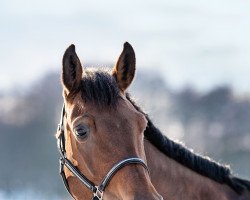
[59,158,64,173]
[57,123,64,133]
[93,186,103,200]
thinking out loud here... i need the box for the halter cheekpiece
[57,104,149,200]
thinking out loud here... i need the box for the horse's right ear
[62,44,83,94]
[112,42,136,92]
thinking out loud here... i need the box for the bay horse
[57,42,250,200]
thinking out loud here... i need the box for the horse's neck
[144,139,240,200]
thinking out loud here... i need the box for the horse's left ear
[112,42,136,92]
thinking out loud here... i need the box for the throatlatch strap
[59,159,75,199]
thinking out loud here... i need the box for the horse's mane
[78,70,250,195]
[126,95,250,195]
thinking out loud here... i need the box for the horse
[57,42,250,200]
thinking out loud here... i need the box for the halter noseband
[57,104,149,200]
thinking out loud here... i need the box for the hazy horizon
[1,0,250,94]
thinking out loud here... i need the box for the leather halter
[57,104,149,200]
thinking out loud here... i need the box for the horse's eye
[73,125,89,139]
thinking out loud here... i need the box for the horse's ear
[62,44,83,94]
[112,42,136,92]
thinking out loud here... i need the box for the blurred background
[1,0,250,199]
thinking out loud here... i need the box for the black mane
[144,117,250,194]
[126,95,250,195]
[76,70,250,194]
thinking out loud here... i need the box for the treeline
[0,70,249,197]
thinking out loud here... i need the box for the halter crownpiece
[57,104,149,200]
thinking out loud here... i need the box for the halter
[57,104,149,200]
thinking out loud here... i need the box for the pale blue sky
[1,0,250,93]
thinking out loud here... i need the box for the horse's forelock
[79,68,121,108]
